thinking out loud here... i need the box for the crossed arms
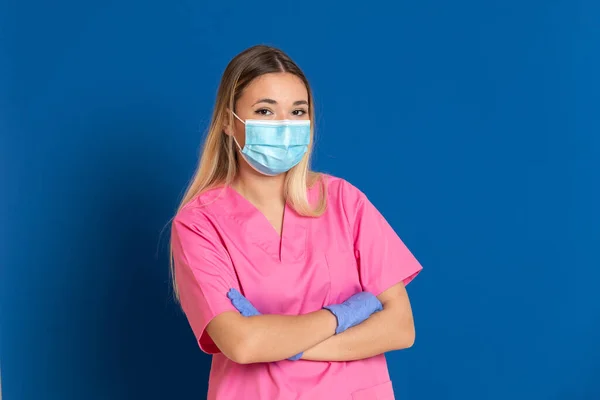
[206,282,416,364]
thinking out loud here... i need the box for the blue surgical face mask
[232,112,311,176]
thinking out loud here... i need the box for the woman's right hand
[323,292,383,334]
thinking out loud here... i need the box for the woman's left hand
[227,288,261,317]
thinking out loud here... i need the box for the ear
[223,111,234,136]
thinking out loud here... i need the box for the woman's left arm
[301,282,415,361]
[300,179,423,361]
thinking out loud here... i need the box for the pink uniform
[171,175,422,399]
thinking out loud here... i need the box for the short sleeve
[171,208,239,354]
[342,180,423,296]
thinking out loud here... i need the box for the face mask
[231,112,311,176]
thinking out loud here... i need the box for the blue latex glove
[227,288,303,361]
[323,291,383,334]
[227,288,261,317]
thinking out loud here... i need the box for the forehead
[240,72,308,103]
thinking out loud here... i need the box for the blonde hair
[170,45,326,299]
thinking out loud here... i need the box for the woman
[170,44,423,399]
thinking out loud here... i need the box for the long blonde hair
[170,45,326,299]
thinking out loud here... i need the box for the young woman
[170,44,423,399]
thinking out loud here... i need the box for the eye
[254,108,273,116]
[292,109,308,116]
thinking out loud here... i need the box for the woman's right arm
[206,309,336,364]
[171,210,336,364]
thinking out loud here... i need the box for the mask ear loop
[230,111,245,151]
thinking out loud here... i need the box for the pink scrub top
[171,175,422,400]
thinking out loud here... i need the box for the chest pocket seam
[324,249,360,303]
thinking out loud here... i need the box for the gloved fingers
[364,294,383,313]
[232,295,254,311]
[227,288,251,308]
[374,300,383,312]
[349,291,383,313]
[227,288,242,301]
[227,288,261,316]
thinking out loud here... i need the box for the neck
[233,163,286,207]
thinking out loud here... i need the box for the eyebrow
[252,98,309,106]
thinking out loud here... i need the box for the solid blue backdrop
[1,0,599,399]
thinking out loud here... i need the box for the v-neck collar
[223,186,307,264]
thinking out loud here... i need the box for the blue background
[1,0,599,399]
